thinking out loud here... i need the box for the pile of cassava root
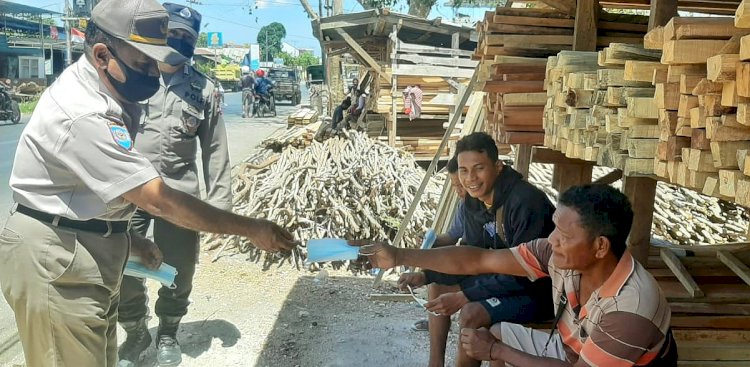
[204,130,444,269]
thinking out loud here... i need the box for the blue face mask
[124,257,178,289]
[306,238,360,263]
[421,229,437,249]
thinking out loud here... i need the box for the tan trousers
[0,211,130,367]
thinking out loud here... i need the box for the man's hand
[247,219,297,252]
[350,240,400,270]
[461,327,499,361]
[130,232,163,270]
[398,272,427,291]
[425,291,469,316]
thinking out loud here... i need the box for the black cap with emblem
[91,0,187,65]
[163,3,202,40]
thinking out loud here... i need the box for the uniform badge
[109,123,133,150]
[486,297,501,308]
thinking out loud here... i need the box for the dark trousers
[118,209,199,322]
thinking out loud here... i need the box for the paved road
[0,86,306,364]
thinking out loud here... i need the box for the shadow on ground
[252,275,451,367]
[135,319,241,366]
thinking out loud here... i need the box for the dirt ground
[126,254,460,367]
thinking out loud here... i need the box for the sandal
[411,319,429,332]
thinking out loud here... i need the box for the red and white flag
[71,28,85,43]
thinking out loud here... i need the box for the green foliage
[20,98,39,114]
[194,61,214,76]
[197,32,208,48]
[276,51,297,66]
[297,53,320,68]
[257,22,287,62]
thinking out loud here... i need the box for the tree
[406,0,437,17]
[276,51,297,66]
[257,22,287,62]
[197,32,208,48]
[297,53,320,68]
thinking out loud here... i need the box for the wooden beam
[661,248,705,298]
[537,0,577,17]
[624,176,657,264]
[648,0,678,31]
[336,28,390,83]
[374,65,480,286]
[718,250,750,287]
[573,0,598,51]
[593,169,624,185]
[299,0,319,20]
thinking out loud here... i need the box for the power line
[201,14,318,41]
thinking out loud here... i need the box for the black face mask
[167,37,195,59]
[104,46,160,103]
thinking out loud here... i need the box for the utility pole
[64,0,72,66]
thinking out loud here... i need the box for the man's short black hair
[84,21,120,57]
[342,97,351,107]
[455,132,498,163]
[447,156,459,174]
[558,184,633,259]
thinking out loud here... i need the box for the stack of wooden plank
[369,34,479,160]
[474,7,650,146]
[542,44,660,175]
[646,243,750,366]
[287,107,319,126]
[645,15,750,206]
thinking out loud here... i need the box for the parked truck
[268,67,301,105]
[212,64,241,92]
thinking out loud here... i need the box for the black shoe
[118,318,152,366]
[156,334,182,366]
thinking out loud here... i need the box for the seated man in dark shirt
[332,97,352,130]
[399,132,555,367]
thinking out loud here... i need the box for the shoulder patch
[109,122,133,151]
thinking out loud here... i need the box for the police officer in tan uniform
[0,1,295,366]
[117,4,231,366]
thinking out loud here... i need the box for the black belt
[17,205,129,235]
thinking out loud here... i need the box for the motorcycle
[252,91,276,118]
[0,84,20,124]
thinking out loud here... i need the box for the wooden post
[572,0,598,51]
[648,0,678,31]
[514,144,532,179]
[390,74,397,146]
[623,176,657,264]
[553,164,593,193]
[389,25,398,147]
[374,65,481,286]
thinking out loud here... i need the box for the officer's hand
[460,327,499,361]
[248,219,296,252]
[397,272,427,291]
[425,291,469,316]
[130,233,163,270]
[349,240,400,270]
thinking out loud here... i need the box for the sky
[22,0,494,57]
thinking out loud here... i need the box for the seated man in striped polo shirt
[358,184,677,366]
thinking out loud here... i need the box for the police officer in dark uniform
[117,3,232,366]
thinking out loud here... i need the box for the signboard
[72,0,93,17]
[249,44,260,70]
[207,32,223,48]
[273,57,284,66]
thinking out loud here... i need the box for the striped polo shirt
[511,239,672,366]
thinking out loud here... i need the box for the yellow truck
[211,64,241,92]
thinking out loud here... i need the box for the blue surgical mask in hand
[125,256,178,289]
[306,238,360,263]
[421,229,437,249]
